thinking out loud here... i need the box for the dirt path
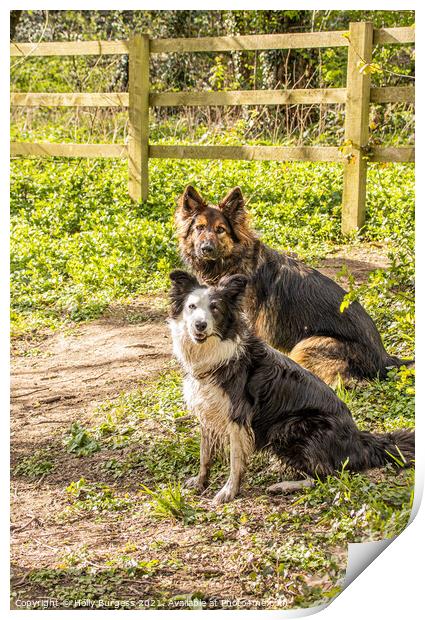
[11,295,170,445]
[12,322,169,424]
[10,245,390,607]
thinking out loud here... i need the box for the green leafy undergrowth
[336,366,415,433]
[294,464,414,542]
[13,449,55,478]
[24,568,138,609]
[64,422,101,457]
[65,478,133,514]
[337,241,414,359]
[63,368,414,542]
[60,370,201,486]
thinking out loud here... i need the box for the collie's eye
[216,226,226,234]
[188,303,196,310]
[210,305,219,313]
[196,224,206,231]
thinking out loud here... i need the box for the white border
[4,2,423,618]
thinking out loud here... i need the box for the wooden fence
[10,22,415,233]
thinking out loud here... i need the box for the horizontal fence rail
[10,26,414,57]
[10,143,128,158]
[10,142,415,164]
[10,92,129,107]
[10,40,130,56]
[149,145,415,163]
[11,87,414,108]
[10,22,415,232]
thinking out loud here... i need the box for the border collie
[174,185,413,386]
[169,269,414,504]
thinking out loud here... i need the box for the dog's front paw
[212,484,238,505]
[184,475,207,492]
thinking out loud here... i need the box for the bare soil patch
[11,294,170,441]
[317,242,390,284]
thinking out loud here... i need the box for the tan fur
[194,214,208,227]
[289,336,350,387]
[183,375,255,500]
[218,188,257,247]
[175,186,257,269]
[253,305,280,350]
[176,185,408,387]
[217,228,235,256]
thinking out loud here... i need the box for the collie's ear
[217,273,249,302]
[177,185,207,218]
[218,187,245,221]
[169,270,201,317]
[170,270,200,294]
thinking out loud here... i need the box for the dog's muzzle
[193,320,208,342]
[200,243,216,259]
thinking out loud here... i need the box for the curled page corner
[342,472,422,592]
[344,538,394,589]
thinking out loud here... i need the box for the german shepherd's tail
[383,354,415,374]
[348,429,415,471]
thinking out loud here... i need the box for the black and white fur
[169,270,415,504]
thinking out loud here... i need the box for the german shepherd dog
[169,270,414,504]
[175,185,413,386]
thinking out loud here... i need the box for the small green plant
[66,478,132,513]
[14,449,54,478]
[337,264,358,312]
[264,539,338,575]
[64,422,101,457]
[27,567,129,608]
[100,452,145,479]
[106,555,160,577]
[141,482,198,524]
[57,545,90,569]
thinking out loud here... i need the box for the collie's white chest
[183,376,231,435]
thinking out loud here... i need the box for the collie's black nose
[201,243,214,256]
[195,320,207,332]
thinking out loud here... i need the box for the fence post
[341,21,374,234]
[128,33,150,202]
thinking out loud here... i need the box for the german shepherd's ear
[177,185,207,218]
[169,270,201,317]
[217,273,249,303]
[218,187,246,221]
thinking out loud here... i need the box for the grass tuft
[141,482,199,524]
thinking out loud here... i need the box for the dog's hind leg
[212,423,254,505]
[288,336,350,386]
[267,479,314,495]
